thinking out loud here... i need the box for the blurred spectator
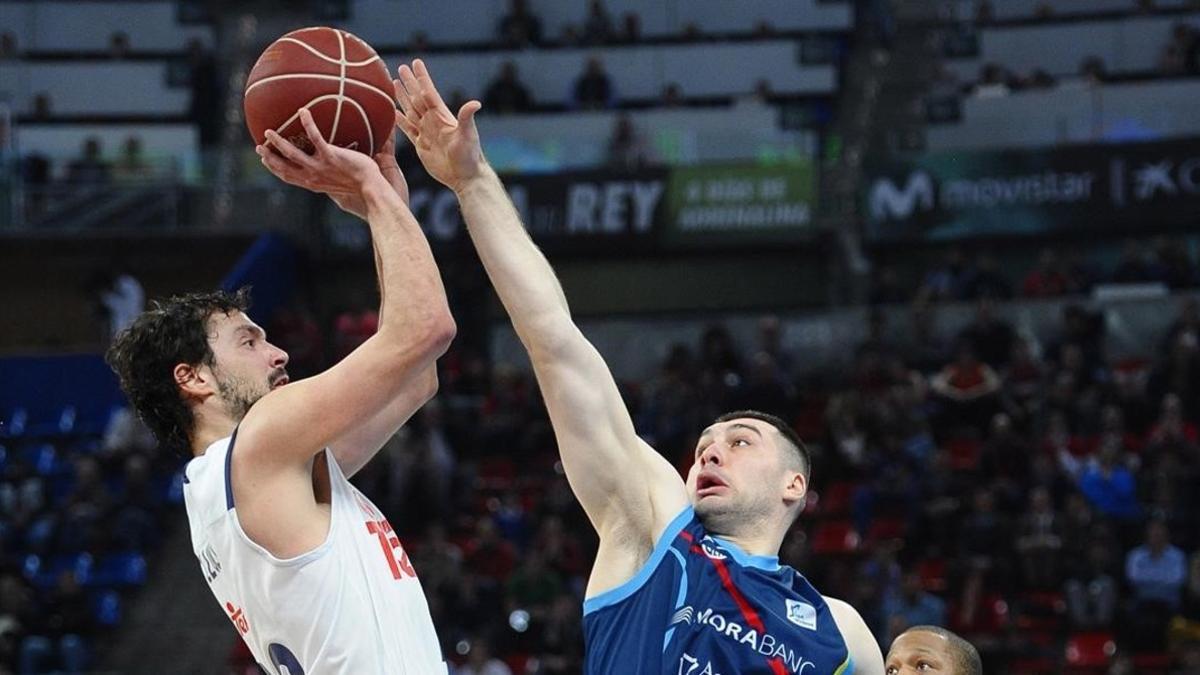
[1153,237,1196,290]
[268,300,324,380]
[973,63,1010,98]
[1125,520,1187,650]
[505,551,564,617]
[535,594,583,674]
[618,12,641,43]
[572,57,615,110]
[454,636,512,675]
[958,487,1011,567]
[869,266,908,305]
[1015,486,1063,588]
[463,517,518,584]
[186,39,221,149]
[484,62,533,115]
[582,0,615,45]
[113,136,151,182]
[1064,436,1140,522]
[1163,296,1200,351]
[20,152,51,220]
[67,137,111,185]
[882,570,947,644]
[1112,240,1154,283]
[1065,541,1119,629]
[957,298,1015,368]
[1160,23,1197,75]
[901,301,950,373]
[962,256,1012,300]
[91,267,144,341]
[919,248,974,301]
[108,31,130,59]
[605,114,649,170]
[0,32,17,59]
[333,301,379,359]
[1169,552,1200,651]
[1128,520,1188,610]
[660,83,684,108]
[1079,56,1108,86]
[930,346,1001,431]
[31,93,53,121]
[498,0,542,47]
[408,31,431,54]
[1023,249,1070,297]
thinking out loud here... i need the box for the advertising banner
[864,137,1200,241]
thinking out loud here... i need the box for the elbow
[424,311,457,358]
[416,366,440,406]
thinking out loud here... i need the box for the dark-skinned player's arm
[261,94,443,478]
[396,59,686,587]
[232,108,454,555]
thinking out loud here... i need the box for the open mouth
[696,472,729,496]
[271,375,290,389]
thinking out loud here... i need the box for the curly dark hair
[105,287,251,456]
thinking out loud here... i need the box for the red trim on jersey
[678,530,789,675]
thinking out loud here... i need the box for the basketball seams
[275,37,381,68]
[245,27,393,154]
[245,74,395,107]
[329,29,348,151]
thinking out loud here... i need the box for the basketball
[244,27,395,156]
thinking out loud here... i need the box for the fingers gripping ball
[244,27,395,156]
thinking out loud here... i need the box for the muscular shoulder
[824,596,885,675]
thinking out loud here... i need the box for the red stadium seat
[1131,652,1171,674]
[916,558,947,593]
[814,481,856,518]
[1064,631,1115,672]
[946,437,981,471]
[810,520,861,555]
[865,517,907,544]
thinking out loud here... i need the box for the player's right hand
[256,108,389,200]
[395,59,488,194]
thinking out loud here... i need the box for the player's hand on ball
[395,59,487,193]
[326,135,409,219]
[256,108,388,201]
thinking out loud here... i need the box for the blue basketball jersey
[583,507,853,675]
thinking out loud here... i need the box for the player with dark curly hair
[107,106,456,673]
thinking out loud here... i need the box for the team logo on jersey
[785,599,817,631]
[700,538,727,560]
[672,606,695,626]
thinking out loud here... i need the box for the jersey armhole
[226,436,340,568]
[582,505,693,616]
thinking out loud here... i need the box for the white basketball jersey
[182,433,447,675]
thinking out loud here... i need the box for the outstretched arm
[396,59,687,549]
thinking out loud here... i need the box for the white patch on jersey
[785,598,818,630]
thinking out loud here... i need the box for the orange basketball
[244,27,396,156]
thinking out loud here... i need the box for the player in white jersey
[106,105,455,674]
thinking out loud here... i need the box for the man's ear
[174,362,215,401]
[784,471,808,508]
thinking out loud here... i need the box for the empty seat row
[945,12,1200,83]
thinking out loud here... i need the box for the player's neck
[191,407,240,457]
[717,531,783,559]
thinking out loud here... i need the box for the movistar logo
[868,171,935,222]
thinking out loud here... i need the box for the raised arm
[232,109,454,556]
[396,60,686,547]
[257,105,440,478]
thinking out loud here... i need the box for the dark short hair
[106,288,251,456]
[712,409,810,479]
[902,626,982,675]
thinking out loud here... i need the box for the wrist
[360,174,404,213]
[451,162,496,197]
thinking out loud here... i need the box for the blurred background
[3,0,1200,673]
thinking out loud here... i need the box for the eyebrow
[233,324,265,340]
[697,422,765,445]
